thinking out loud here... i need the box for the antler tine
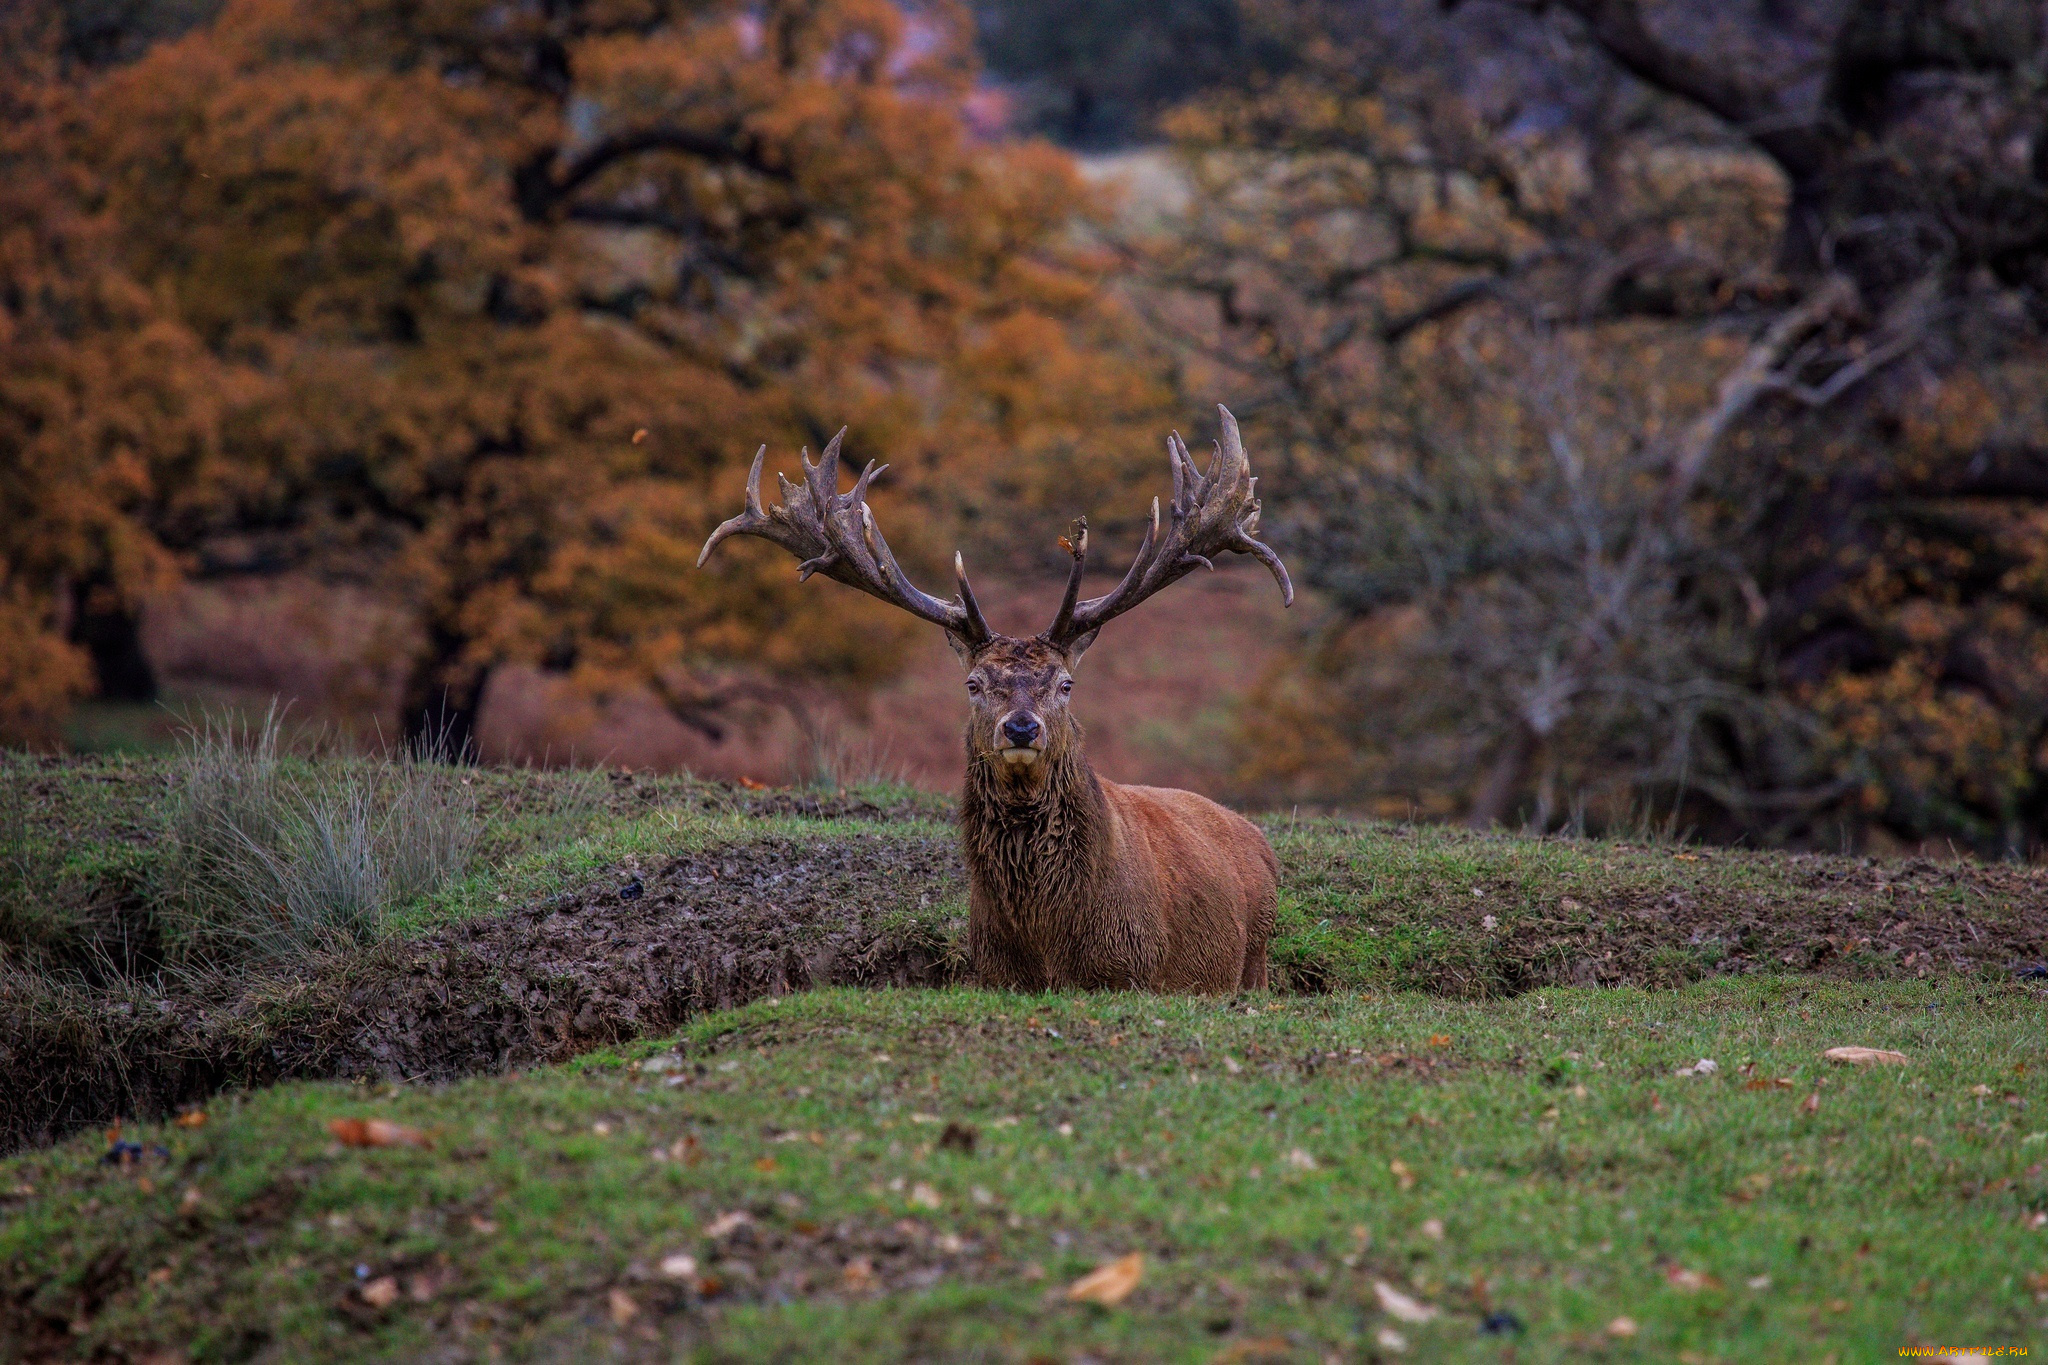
[1042,404,1291,646]
[953,552,991,642]
[1045,517,1089,642]
[697,446,772,567]
[698,433,991,646]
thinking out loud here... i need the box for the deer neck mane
[959,738,1107,913]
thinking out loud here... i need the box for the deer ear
[944,630,979,669]
[1062,629,1100,668]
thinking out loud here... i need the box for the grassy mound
[4,982,2041,1361]
[6,752,2048,1154]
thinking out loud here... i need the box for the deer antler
[697,431,992,647]
[1044,404,1292,647]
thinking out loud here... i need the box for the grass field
[5,750,2047,1361]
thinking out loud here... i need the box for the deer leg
[1241,892,1275,991]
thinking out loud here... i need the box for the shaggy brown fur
[958,636,1277,992]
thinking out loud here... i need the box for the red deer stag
[697,406,1292,992]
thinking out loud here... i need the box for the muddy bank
[2,833,967,1154]
[12,812,2048,1154]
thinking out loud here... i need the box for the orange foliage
[6,0,1160,742]
[0,15,234,743]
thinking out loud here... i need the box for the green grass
[5,981,2043,1362]
[8,752,2048,1359]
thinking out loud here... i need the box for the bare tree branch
[1550,0,1832,179]
[516,125,796,222]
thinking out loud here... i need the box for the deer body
[699,404,1291,993]
[964,764,1277,991]
[956,638,1278,991]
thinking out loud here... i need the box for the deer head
[697,404,1292,786]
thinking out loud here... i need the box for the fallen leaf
[842,1256,877,1292]
[754,1156,779,1174]
[1066,1252,1144,1306]
[358,1276,400,1309]
[705,1210,752,1238]
[328,1118,430,1149]
[469,1216,498,1234]
[172,1110,206,1129]
[591,1121,613,1136]
[1419,1218,1444,1241]
[1212,1336,1292,1363]
[148,1266,173,1286]
[660,1253,698,1280]
[630,428,648,444]
[1374,1325,1409,1352]
[1970,1084,1995,1097]
[1389,1159,1416,1191]
[1664,1264,1716,1291]
[179,1187,203,1214]
[1607,1316,1638,1338]
[909,1182,942,1209]
[1823,1046,1909,1066]
[1747,1274,1772,1290]
[1728,1173,1772,1203]
[1428,1034,1452,1048]
[1283,1148,1317,1171]
[1801,1091,1821,1115]
[737,775,766,790]
[1372,1280,1438,1323]
[608,1288,639,1326]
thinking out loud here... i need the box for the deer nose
[1000,713,1042,748]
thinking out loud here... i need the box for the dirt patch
[1485,851,2048,988]
[1279,834,2048,997]
[0,833,968,1155]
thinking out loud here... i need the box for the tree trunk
[1467,721,1541,829]
[70,583,156,703]
[401,643,486,761]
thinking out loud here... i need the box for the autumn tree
[1141,0,2048,851]
[0,8,235,745]
[18,0,1161,751]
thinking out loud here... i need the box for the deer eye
[1059,678,1073,696]
[965,678,982,696]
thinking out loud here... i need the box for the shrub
[155,709,479,963]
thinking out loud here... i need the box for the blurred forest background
[6,0,2048,856]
